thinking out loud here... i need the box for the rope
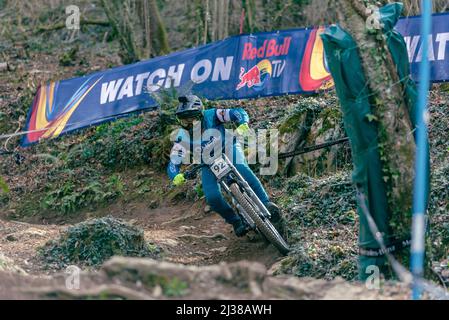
[357,191,448,300]
[278,137,349,160]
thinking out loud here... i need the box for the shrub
[38,216,160,269]
[42,175,124,214]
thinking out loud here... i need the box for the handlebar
[183,164,204,180]
[181,129,247,180]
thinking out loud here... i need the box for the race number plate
[211,157,230,178]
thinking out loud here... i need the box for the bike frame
[181,136,289,255]
[210,153,272,227]
[185,137,272,230]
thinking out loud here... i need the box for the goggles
[177,115,201,128]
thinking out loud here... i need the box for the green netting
[320,3,428,280]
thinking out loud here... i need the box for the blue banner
[22,12,449,146]
[396,13,449,82]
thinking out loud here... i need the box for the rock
[179,225,196,231]
[204,205,211,213]
[277,98,345,176]
[262,276,320,299]
[290,109,344,175]
[103,257,209,284]
[321,278,378,300]
[249,280,263,297]
[0,254,27,275]
[2,257,412,299]
[101,257,266,298]
[152,285,163,298]
[216,260,266,289]
[22,227,47,237]
[278,110,308,176]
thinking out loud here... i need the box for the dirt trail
[0,198,417,300]
[0,191,417,300]
[0,198,283,277]
[133,201,282,267]
[0,219,62,275]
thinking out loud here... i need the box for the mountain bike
[184,138,290,255]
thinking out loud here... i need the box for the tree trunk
[223,0,229,38]
[148,0,170,55]
[218,0,226,39]
[403,0,420,16]
[403,0,449,15]
[204,0,209,44]
[101,0,170,63]
[211,0,217,41]
[243,0,255,32]
[336,1,416,234]
[144,0,152,58]
[101,0,139,64]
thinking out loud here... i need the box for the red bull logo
[299,27,334,91]
[242,37,291,61]
[236,59,272,91]
[236,65,260,89]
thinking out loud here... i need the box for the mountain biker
[167,95,281,237]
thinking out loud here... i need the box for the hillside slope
[0,1,448,299]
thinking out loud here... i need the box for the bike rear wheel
[229,183,290,255]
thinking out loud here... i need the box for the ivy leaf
[366,114,378,122]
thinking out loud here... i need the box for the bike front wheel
[229,183,290,255]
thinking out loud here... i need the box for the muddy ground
[0,195,415,300]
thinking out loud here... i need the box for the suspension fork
[221,154,272,219]
[220,179,256,229]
